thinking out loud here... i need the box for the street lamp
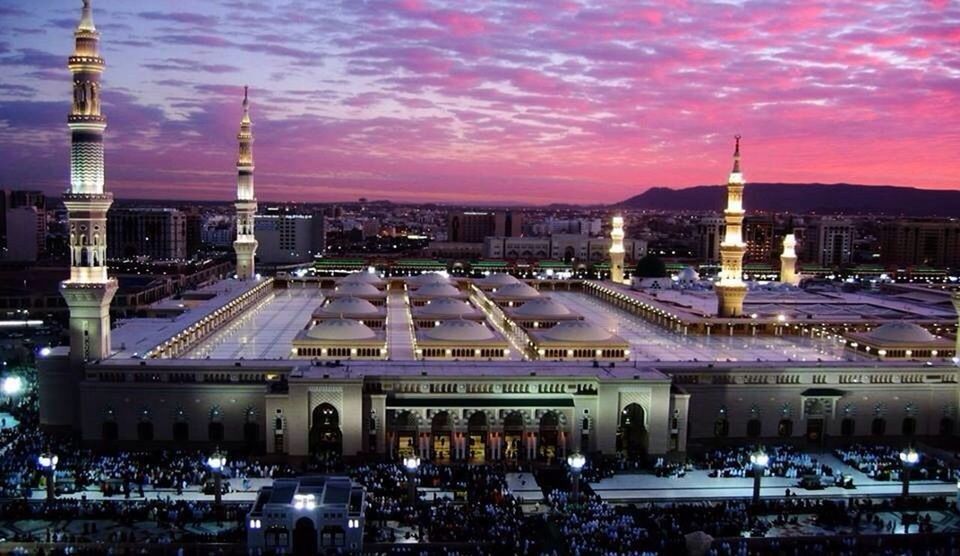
[749,446,769,505]
[2,375,23,397]
[207,448,227,507]
[403,455,420,505]
[567,452,587,504]
[37,451,58,501]
[899,447,919,498]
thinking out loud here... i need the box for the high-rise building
[448,210,521,242]
[743,214,776,262]
[809,217,855,267]
[694,216,724,263]
[60,0,118,366]
[2,206,43,262]
[879,219,960,268]
[107,208,187,260]
[715,136,748,317]
[255,209,326,265]
[234,87,258,279]
[184,208,203,258]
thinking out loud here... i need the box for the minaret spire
[234,86,259,280]
[715,135,748,317]
[609,214,626,283]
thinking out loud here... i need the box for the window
[778,419,793,437]
[746,419,762,438]
[714,418,729,437]
[871,418,886,436]
[841,418,855,437]
[902,417,916,436]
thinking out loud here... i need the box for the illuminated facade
[609,215,625,283]
[61,0,118,366]
[780,234,799,286]
[234,87,259,280]
[715,136,748,317]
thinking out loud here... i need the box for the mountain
[617,183,960,217]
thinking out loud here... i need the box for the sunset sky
[0,0,957,204]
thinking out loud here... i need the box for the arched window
[746,419,762,438]
[208,422,225,442]
[902,417,916,436]
[940,417,954,436]
[778,419,793,437]
[102,421,119,441]
[714,418,729,438]
[173,421,189,442]
[841,418,856,437]
[871,418,886,436]
[137,421,154,441]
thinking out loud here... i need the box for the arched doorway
[539,411,560,462]
[172,421,189,442]
[102,421,118,442]
[617,404,647,456]
[746,418,762,438]
[309,403,342,456]
[208,422,224,442]
[503,411,525,460]
[392,411,418,458]
[940,417,954,436]
[431,411,452,461]
[244,422,260,449]
[292,517,317,556]
[467,412,488,463]
[137,421,154,441]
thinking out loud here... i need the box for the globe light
[207,449,227,470]
[2,376,23,396]
[39,347,52,357]
[750,448,769,468]
[899,447,919,466]
[403,455,421,472]
[567,453,587,471]
[38,452,59,470]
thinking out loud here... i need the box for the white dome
[865,322,936,344]
[340,272,385,287]
[409,272,450,287]
[306,319,377,341]
[334,283,382,297]
[318,297,379,316]
[479,273,520,287]
[494,282,540,299]
[677,266,700,282]
[419,298,476,317]
[413,283,462,298]
[423,320,495,342]
[542,321,614,342]
[513,297,573,318]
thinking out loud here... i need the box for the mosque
[39,1,960,464]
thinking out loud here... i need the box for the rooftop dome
[409,272,450,287]
[339,272,385,287]
[677,266,700,282]
[513,297,574,318]
[413,283,462,298]
[479,273,520,287]
[306,318,377,341]
[419,298,476,317]
[493,282,540,299]
[318,297,379,316]
[542,321,614,342]
[333,283,382,297]
[423,320,495,342]
[864,322,936,344]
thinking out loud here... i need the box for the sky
[0,0,957,205]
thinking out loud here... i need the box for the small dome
[318,297,379,316]
[677,266,700,282]
[493,282,540,299]
[513,297,573,318]
[419,298,476,317]
[306,318,377,341]
[409,272,450,287]
[424,320,495,342]
[542,321,614,342]
[479,273,520,287]
[340,272,385,287]
[413,283,461,298]
[333,283,382,297]
[865,322,936,344]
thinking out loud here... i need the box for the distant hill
[617,183,960,216]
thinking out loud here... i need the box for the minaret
[715,135,748,317]
[609,215,625,283]
[234,86,258,279]
[61,0,117,365]
[780,234,799,286]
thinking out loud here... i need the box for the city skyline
[0,0,958,204]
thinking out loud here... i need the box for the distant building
[880,219,960,268]
[447,210,522,243]
[108,208,187,260]
[484,234,646,263]
[255,209,326,265]
[2,206,43,262]
[808,217,855,267]
[694,216,724,263]
[184,208,204,258]
[744,214,776,262]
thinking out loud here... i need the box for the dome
[333,283,382,297]
[865,322,936,344]
[409,272,450,287]
[306,318,377,341]
[413,283,462,298]
[493,282,540,299]
[635,255,667,278]
[542,321,614,342]
[423,320,495,342]
[677,266,700,282]
[318,297,379,316]
[339,272,385,287]
[479,273,520,287]
[419,298,476,317]
[513,297,573,318]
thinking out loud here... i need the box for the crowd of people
[835,444,959,482]
[702,445,834,479]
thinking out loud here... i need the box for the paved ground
[386,291,415,360]
[0,412,18,431]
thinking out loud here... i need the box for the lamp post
[403,455,420,505]
[749,446,769,506]
[567,452,586,504]
[899,447,919,498]
[37,451,58,501]
[207,448,227,507]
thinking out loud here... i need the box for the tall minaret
[609,214,625,283]
[780,234,799,286]
[234,86,258,279]
[61,0,117,365]
[715,135,748,317]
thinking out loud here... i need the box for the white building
[483,235,646,262]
